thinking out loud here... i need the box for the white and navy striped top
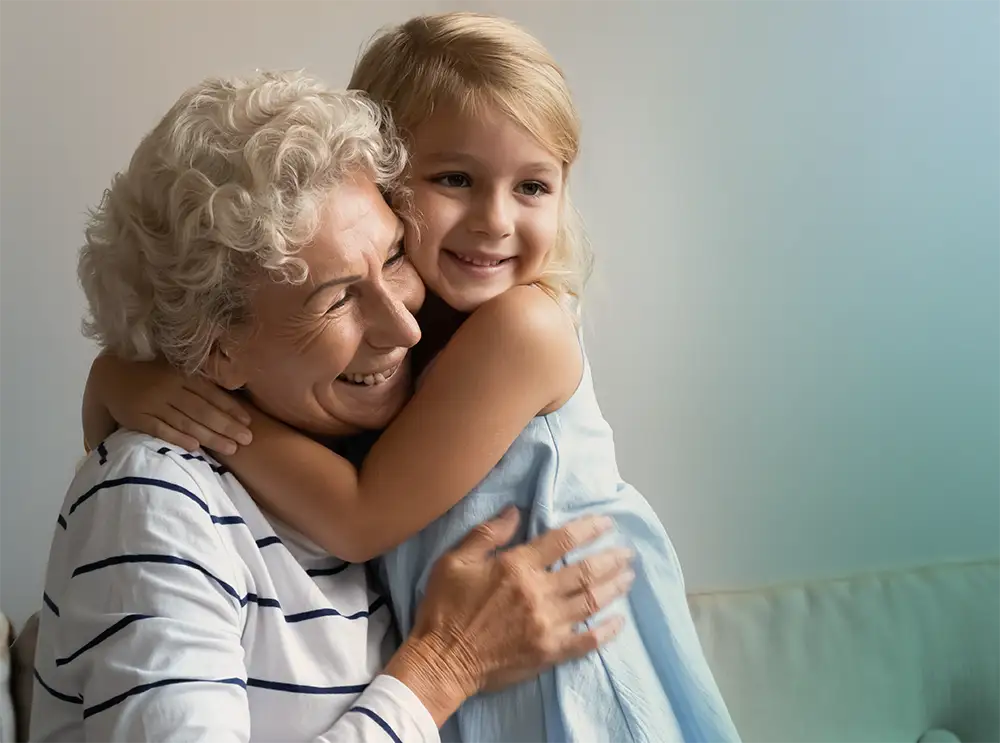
[31,430,439,742]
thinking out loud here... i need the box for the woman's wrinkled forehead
[251,178,404,311]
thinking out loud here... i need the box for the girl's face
[406,104,564,312]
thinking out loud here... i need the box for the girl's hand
[385,508,633,723]
[87,355,253,454]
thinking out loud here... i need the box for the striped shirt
[31,430,439,743]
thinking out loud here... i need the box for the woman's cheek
[304,317,359,379]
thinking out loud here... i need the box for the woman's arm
[46,453,628,741]
[220,285,582,562]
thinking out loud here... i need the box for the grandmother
[30,71,629,743]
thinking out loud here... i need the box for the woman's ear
[203,340,247,391]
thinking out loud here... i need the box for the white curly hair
[78,70,407,374]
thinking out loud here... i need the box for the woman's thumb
[460,506,520,555]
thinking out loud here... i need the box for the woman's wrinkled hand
[88,354,253,454]
[407,507,633,697]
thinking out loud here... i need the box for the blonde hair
[350,12,593,314]
[79,71,407,374]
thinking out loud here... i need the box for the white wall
[1,0,997,629]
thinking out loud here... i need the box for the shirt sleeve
[315,674,440,743]
[54,453,251,742]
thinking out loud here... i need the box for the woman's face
[210,176,425,436]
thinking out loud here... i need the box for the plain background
[1,0,997,629]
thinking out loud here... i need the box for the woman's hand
[86,354,253,454]
[384,508,633,724]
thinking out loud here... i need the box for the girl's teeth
[374,372,386,384]
[455,253,506,267]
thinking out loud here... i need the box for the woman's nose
[366,275,422,351]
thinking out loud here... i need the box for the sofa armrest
[9,613,38,743]
[1,614,15,743]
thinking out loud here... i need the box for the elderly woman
[30,72,632,743]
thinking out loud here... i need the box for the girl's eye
[517,181,550,198]
[433,173,471,188]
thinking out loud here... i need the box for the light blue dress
[378,351,741,743]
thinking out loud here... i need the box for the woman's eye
[433,173,471,188]
[385,242,407,267]
[517,181,550,197]
[326,292,351,314]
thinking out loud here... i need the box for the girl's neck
[413,293,468,376]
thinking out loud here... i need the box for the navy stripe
[284,596,385,624]
[351,706,402,743]
[211,515,246,525]
[96,442,108,465]
[72,554,380,620]
[83,677,246,719]
[72,554,241,602]
[70,477,209,517]
[43,592,60,617]
[57,514,67,530]
[56,614,153,667]
[157,447,230,475]
[244,594,282,609]
[34,670,83,705]
[306,562,350,577]
[256,536,282,549]
[247,678,368,695]
[67,476,244,528]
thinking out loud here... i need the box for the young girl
[83,12,740,743]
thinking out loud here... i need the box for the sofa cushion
[690,559,1000,742]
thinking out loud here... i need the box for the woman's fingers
[557,616,626,662]
[521,515,613,568]
[559,565,635,625]
[553,547,633,597]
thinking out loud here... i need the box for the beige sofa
[689,558,998,742]
[4,558,998,742]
